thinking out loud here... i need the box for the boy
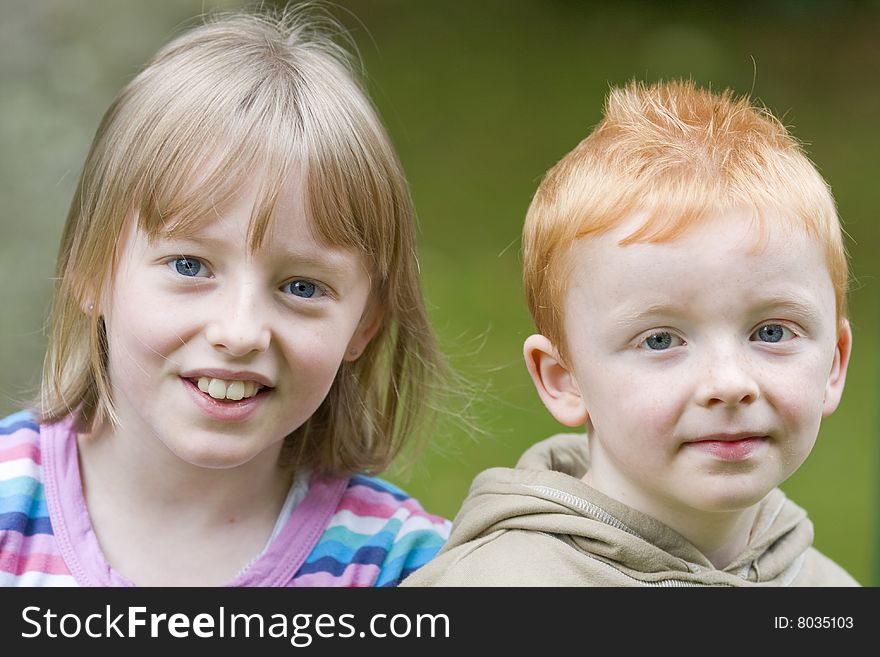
[404,80,858,586]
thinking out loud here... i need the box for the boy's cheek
[584,389,678,440]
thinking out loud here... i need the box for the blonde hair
[39,8,445,477]
[523,79,848,359]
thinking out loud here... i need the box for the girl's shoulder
[0,410,72,586]
[1,409,40,431]
[0,410,42,464]
[298,474,451,587]
[338,474,451,532]
[0,410,45,510]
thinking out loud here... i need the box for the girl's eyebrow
[153,234,357,277]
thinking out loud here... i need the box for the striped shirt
[0,410,450,586]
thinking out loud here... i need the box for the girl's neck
[76,420,294,585]
[80,418,290,515]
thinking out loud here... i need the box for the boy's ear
[344,302,382,362]
[822,319,853,417]
[523,334,588,427]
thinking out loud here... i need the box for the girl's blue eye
[172,257,206,277]
[752,324,793,343]
[283,279,322,298]
[640,331,682,351]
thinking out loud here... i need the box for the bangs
[124,41,385,266]
[130,59,302,250]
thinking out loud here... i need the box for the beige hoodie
[403,434,859,586]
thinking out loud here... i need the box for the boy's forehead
[569,207,822,266]
[563,208,836,310]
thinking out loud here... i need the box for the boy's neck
[582,469,761,570]
[647,500,760,569]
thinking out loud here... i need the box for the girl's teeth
[195,377,261,401]
[207,379,227,400]
[226,381,245,401]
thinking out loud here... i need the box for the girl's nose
[204,284,271,357]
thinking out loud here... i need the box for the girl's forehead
[126,177,364,273]
[143,168,311,245]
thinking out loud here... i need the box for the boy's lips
[689,432,768,443]
[685,433,769,461]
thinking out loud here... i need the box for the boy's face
[525,209,851,520]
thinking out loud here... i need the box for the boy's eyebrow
[610,303,682,327]
[612,295,821,327]
[749,296,822,319]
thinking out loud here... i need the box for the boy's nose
[204,284,271,357]
[695,347,760,408]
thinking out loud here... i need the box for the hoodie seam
[525,485,646,540]
[551,532,720,587]
[752,495,787,541]
[779,551,806,586]
[526,484,739,578]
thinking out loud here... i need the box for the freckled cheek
[587,382,680,449]
[762,358,829,419]
[626,395,682,448]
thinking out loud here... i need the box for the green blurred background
[1,0,877,584]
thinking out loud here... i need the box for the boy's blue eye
[172,257,205,277]
[641,332,682,351]
[283,279,322,299]
[752,324,793,343]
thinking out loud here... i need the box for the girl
[0,8,450,586]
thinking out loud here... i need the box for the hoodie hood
[440,434,815,585]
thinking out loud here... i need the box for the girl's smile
[182,377,270,422]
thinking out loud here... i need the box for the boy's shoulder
[402,526,612,586]
[301,474,451,587]
[793,547,861,586]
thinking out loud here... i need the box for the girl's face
[100,175,378,469]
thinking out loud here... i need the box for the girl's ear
[523,334,588,427]
[822,319,853,417]
[79,291,98,315]
[344,302,383,362]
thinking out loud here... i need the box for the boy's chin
[682,479,776,514]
